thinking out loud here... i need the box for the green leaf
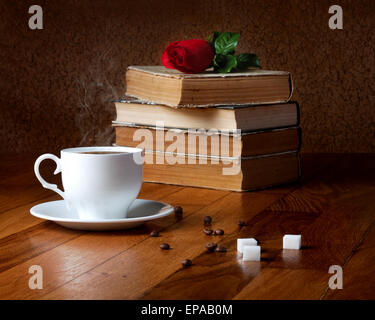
[207,31,221,61]
[213,54,225,68]
[236,53,261,70]
[214,54,237,73]
[214,32,240,55]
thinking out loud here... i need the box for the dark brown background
[0,0,374,155]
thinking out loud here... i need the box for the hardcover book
[113,124,301,157]
[142,151,300,191]
[125,66,293,107]
[114,99,300,131]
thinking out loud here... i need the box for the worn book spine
[125,66,293,107]
[113,100,300,131]
[138,150,301,192]
[113,124,301,157]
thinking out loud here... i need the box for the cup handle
[34,154,65,199]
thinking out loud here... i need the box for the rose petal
[161,39,214,73]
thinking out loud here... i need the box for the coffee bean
[205,242,217,252]
[160,243,170,250]
[238,220,247,227]
[174,206,183,217]
[181,259,192,267]
[203,229,213,235]
[150,230,159,237]
[204,216,212,225]
[214,229,224,236]
[215,246,227,253]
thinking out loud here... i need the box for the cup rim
[61,146,143,155]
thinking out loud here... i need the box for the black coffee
[79,151,128,155]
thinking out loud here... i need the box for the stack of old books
[112,66,301,191]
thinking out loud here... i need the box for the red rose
[162,39,214,74]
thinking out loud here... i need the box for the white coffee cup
[34,146,143,220]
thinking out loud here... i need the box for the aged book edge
[111,145,299,161]
[123,93,293,108]
[142,152,302,192]
[113,122,301,137]
[114,125,302,158]
[113,97,296,110]
[125,66,294,107]
[127,65,291,78]
[113,101,300,131]
[144,149,299,161]
[142,177,301,192]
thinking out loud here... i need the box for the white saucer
[30,199,174,231]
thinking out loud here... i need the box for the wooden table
[0,154,374,300]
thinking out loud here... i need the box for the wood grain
[0,182,180,241]
[0,225,155,299]
[43,192,281,299]
[0,187,228,299]
[268,154,375,213]
[324,222,375,300]
[0,222,83,274]
[257,153,339,195]
[0,155,58,213]
[233,268,330,300]
[140,155,375,299]
[268,185,375,270]
[0,195,58,239]
[0,172,55,214]
[140,208,319,300]
[0,154,374,300]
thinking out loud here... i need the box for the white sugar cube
[283,234,302,249]
[243,245,261,261]
[237,238,258,253]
